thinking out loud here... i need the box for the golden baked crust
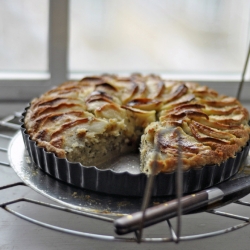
[24,74,250,174]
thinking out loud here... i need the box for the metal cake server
[114,164,250,235]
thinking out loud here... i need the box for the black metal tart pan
[21,107,250,197]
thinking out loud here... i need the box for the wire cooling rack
[1,111,250,244]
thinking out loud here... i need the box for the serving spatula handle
[114,190,209,235]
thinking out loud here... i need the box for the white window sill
[0,72,50,81]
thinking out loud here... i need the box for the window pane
[0,0,49,72]
[69,0,250,74]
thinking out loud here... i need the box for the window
[0,0,250,101]
[0,0,49,75]
[69,0,250,79]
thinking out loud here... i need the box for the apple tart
[24,74,250,177]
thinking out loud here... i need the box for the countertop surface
[1,102,250,250]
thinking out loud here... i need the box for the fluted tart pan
[21,108,250,197]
